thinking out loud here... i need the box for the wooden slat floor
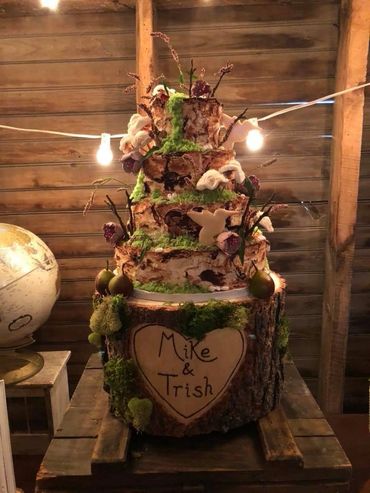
[12,416,370,493]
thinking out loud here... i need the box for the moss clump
[104,357,137,419]
[88,332,102,349]
[89,295,130,336]
[159,92,202,154]
[134,280,209,294]
[127,397,153,432]
[130,169,146,202]
[277,316,289,356]
[179,300,249,340]
[151,189,162,201]
[130,229,209,253]
[151,188,237,206]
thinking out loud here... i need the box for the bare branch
[104,195,129,241]
[219,107,248,146]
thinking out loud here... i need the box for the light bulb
[40,0,60,10]
[96,133,113,166]
[246,127,264,152]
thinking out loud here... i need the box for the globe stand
[0,338,44,385]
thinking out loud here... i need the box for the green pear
[95,261,115,295]
[108,273,134,297]
[249,269,275,300]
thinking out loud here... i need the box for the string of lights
[1,0,368,165]
[1,82,368,165]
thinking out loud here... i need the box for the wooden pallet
[36,354,352,493]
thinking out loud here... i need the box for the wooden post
[0,381,17,493]
[136,0,156,105]
[318,0,370,414]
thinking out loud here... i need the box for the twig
[246,206,273,236]
[138,103,160,144]
[151,32,184,85]
[145,73,166,95]
[211,62,234,97]
[261,193,276,211]
[125,190,135,235]
[257,157,278,169]
[188,59,196,98]
[104,195,129,241]
[219,107,248,146]
[83,189,96,216]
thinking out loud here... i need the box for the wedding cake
[88,35,288,437]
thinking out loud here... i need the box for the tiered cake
[89,56,288,437]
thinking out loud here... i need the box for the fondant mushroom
[196,169,229,191]
[218,159,245,184]
[220,113,257,150]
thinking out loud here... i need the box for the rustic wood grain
[0,1,353,406]
[91,409,131,471]
[257,407,303,465]
[318,0,370,414]
[35,359,351,493]
[158,3,339,29]
[136,0,155,103]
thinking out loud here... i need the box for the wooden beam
[136,0,156,105]
[318,0,370,414]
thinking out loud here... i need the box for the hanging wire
[0,82,368,140]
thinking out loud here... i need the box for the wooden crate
[6,351,71,455]
[36,354,352,493]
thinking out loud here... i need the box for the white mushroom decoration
[119,113,152,154]
[196,169,229,191]
[255,211,274,233]
[218,159,245,183]
[220,113,259,150]
[152,84,176,96]
[196,159,246,191]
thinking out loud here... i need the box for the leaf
[178,71,185,84]
[139,145,160,164]
[243,177,255,197]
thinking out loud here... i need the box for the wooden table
[36,354,352,493]
[6,351,71,455]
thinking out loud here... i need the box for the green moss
[130,229,209,254]
[127,397,153,432]
[89,295,130,336]
[130,170,146,202]
[159,92,202,154]
[151,189,162,201]
[179,300,249,340]
[104,357,137,419]
[88,332,102,349]
[134,280,209,294]
[277,316,289,356]
[151,188,237,206]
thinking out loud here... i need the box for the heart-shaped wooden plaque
[131,325,246,424]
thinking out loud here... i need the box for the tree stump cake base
[106,285,286,437]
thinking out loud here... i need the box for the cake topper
[187,209,238,246]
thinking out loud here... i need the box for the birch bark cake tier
[88,43,289,437]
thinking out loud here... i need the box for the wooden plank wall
[0,1,369,410]
[346,89,370,412]
[0,10,137,388]
[156,1,370,411]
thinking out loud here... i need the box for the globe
[0,223,60,349]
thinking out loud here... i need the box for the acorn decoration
[108,273,134,298]
[248,263,275,300]
[95,261,115,295]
